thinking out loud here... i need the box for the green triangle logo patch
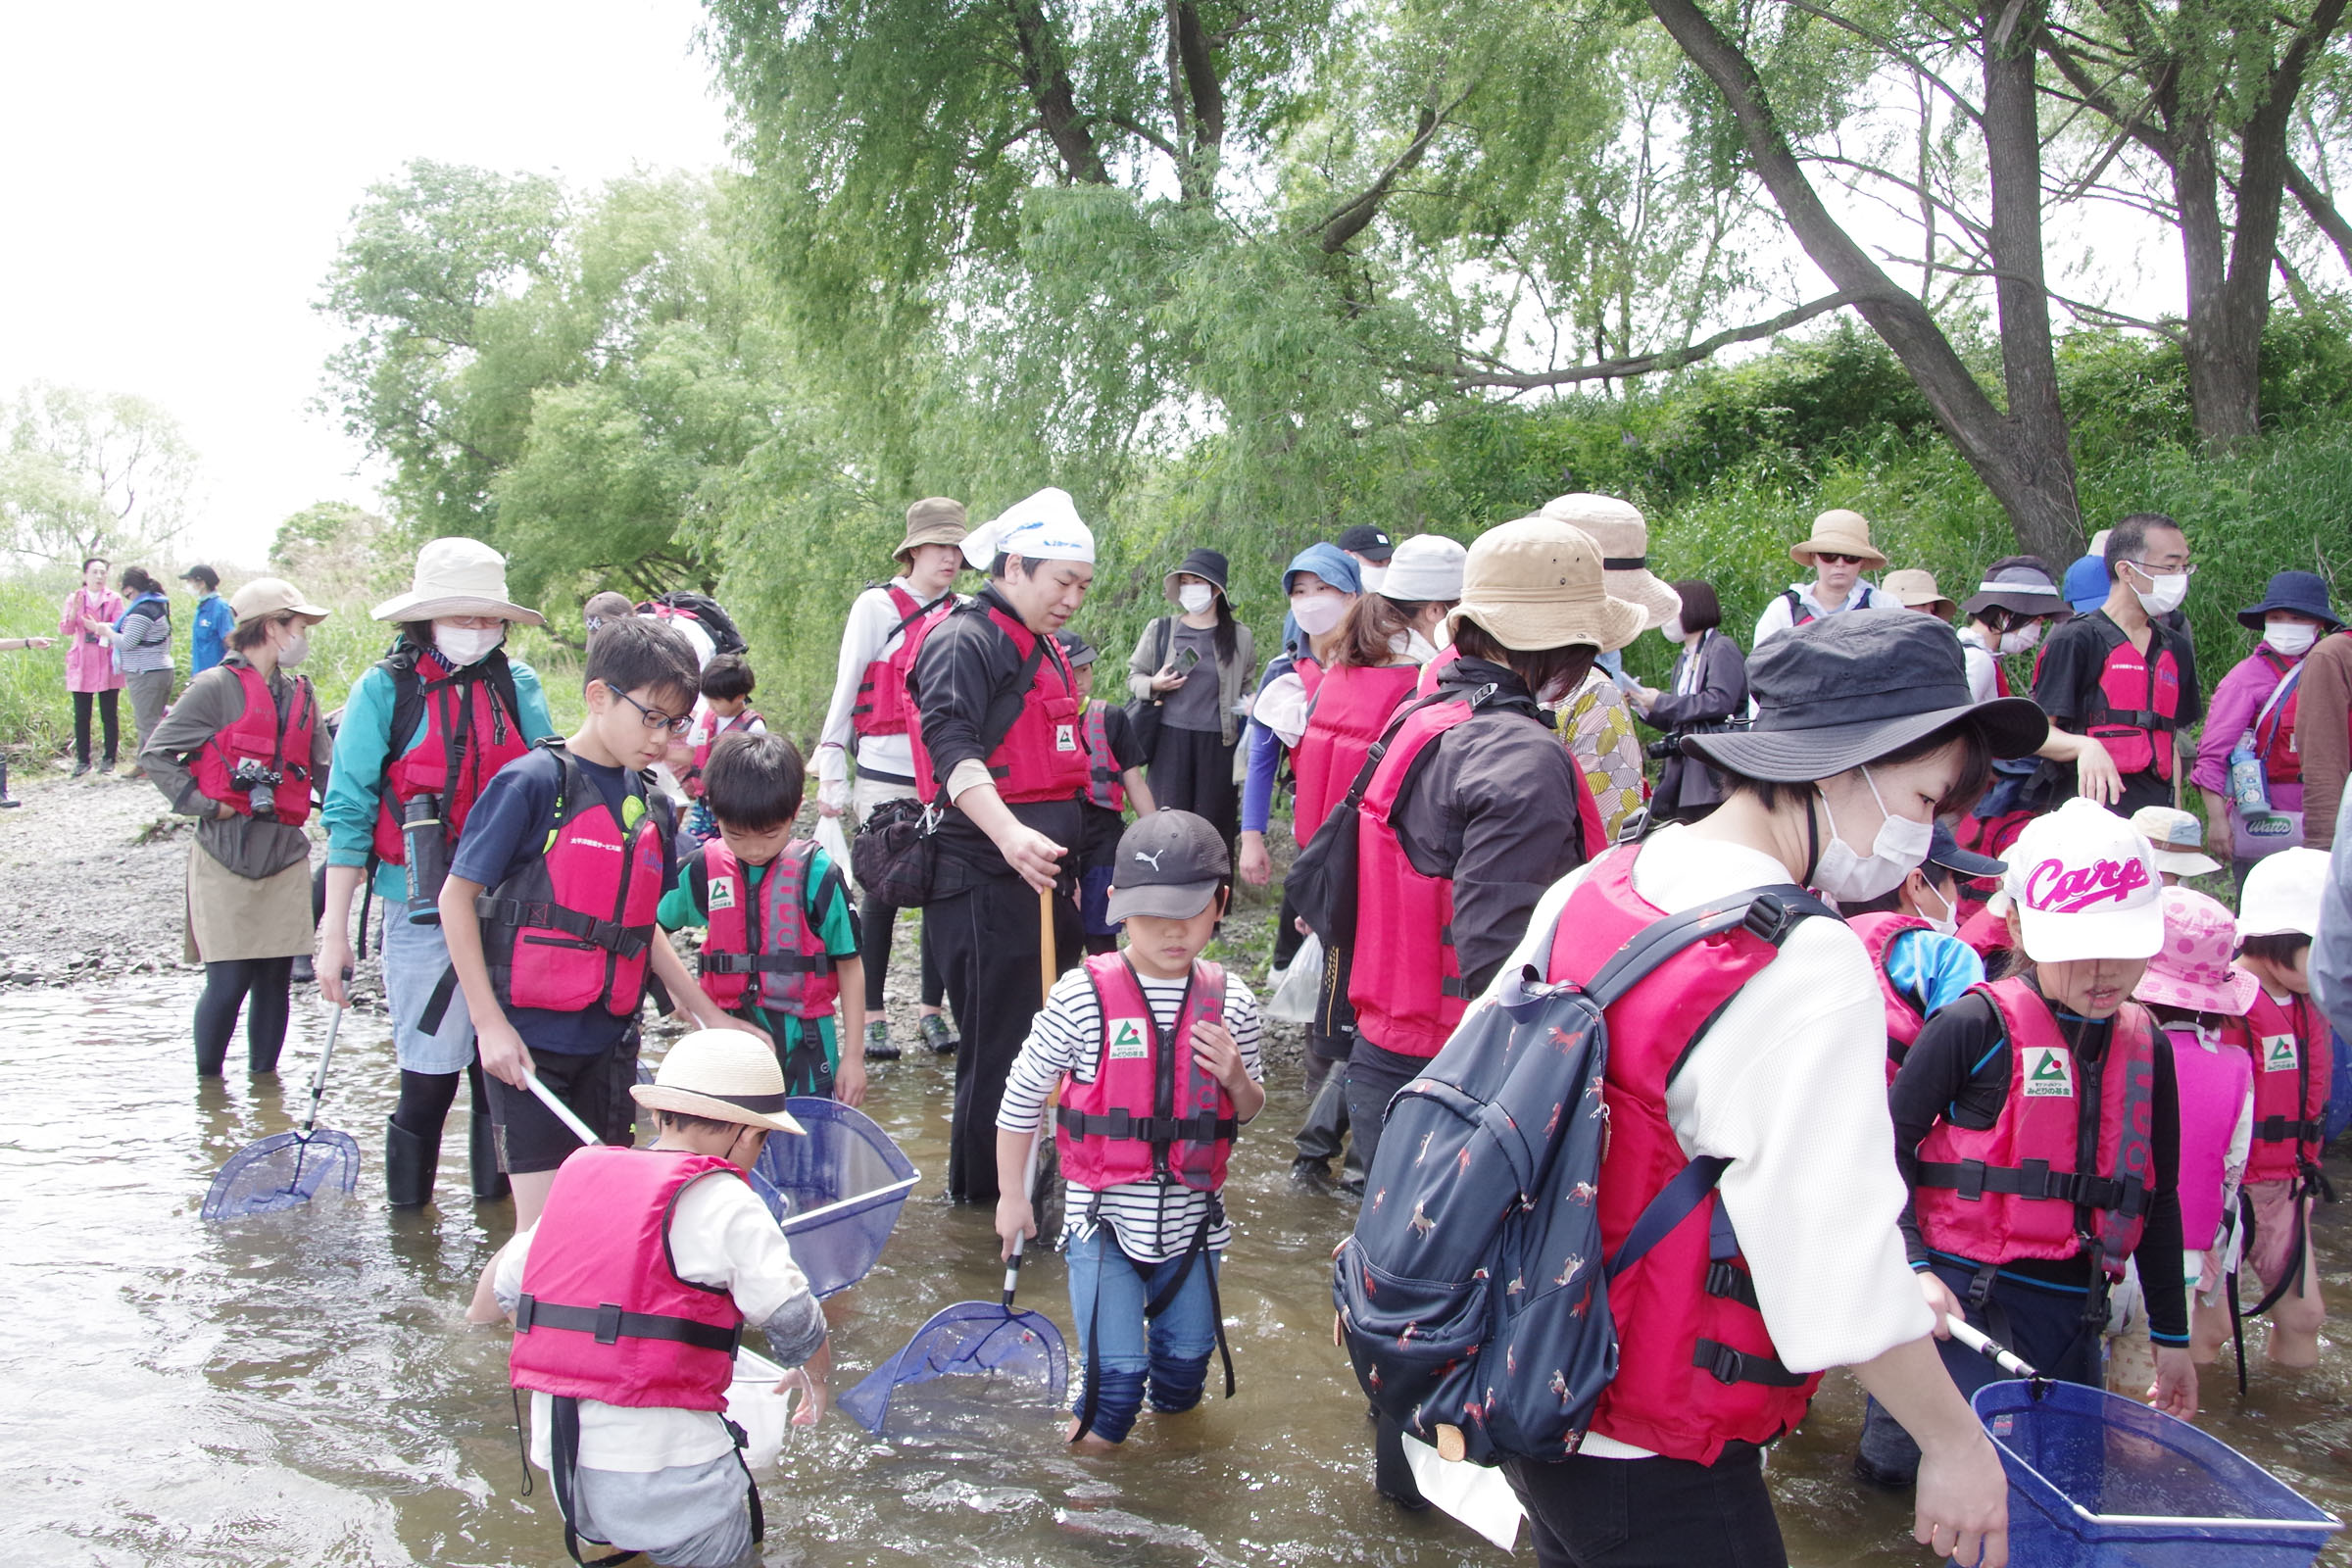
[2024,1046,2074,1098]
[2263,1034,2299,1074]
[1107,1018,1150,1060]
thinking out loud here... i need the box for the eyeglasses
[1814,553,1866,566]
[613,688,692,735]
[2124,559,2196,577]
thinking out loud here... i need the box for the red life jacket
[1848,911,1933,1080]
[695,839,839,1019]
[851,583,948,738]
[477,746,669,1015]
[2239,988,2329,1185]
[510,1147,747,1411]
[905,602,1089,805]
[1543,845,1823,1463]
[2165,1021,2253,1250]
[1054,955,1235,1192]
[2079,614,2182,779]
[1292,662,1420,847]
[367,646,532,864]
[682,709,760,800]
[193,662,318,828]
[1081,698,1123,811]
[1412,642,1462,696]
[2249,650,2303,784]
[1955,905,2012,963]
[1913,978,2157,1273]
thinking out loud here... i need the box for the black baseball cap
[1104,811,1230,922]
[1926,820,2005,881]
[1336,525,1396,563]
[1054,630,1098,667]
[1681,611,2046,780]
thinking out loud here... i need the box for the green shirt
[659,843,859,1094]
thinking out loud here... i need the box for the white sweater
[1486,825,1933,1458]
[814,580,953,790]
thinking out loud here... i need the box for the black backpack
[1333,885,1832,1466]
[639,591,749,657]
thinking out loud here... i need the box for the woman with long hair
[59,556,124,776]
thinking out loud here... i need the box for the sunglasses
[1814,553,1867,566]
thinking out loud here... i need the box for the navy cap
[1927,820,2005,881]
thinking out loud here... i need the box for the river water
[5,978,2345,1566]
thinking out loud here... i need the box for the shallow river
[5,980,2345,1566]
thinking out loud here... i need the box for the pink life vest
[2239,988,2329,1185]
[1411,642,1462,697]
[695,839,838,1018]
[477,746,668,1015]
[1292,662,1419,847]
[1848,911,1933,1080]
[852,583,946,738]
[2163,1020,2253,1250]
[1081,699,1123,811]
[1913,978,2157,1273]
[2249,649,2304,783]
[368,645,532,864]
[1544,845,1825,1463]
[2080,615,2182,779]
[1347,698,1481,1059]
[510,1146,747,1410]
[1054,954,1234,1192]
[905,602,1089,805]
[193,662,318,828]
[682,708,760,800]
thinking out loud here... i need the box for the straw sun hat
[1540,493,1682,629]
[371,536,545,625]
[1789,508,1887,569]
[1445,515,1647,653]
[631,1031,807,1136]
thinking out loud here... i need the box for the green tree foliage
[0,384,198,565]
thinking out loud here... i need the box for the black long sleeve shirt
[909,584,1085,874]
[1888,987,2188,1345]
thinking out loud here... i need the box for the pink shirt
[2190,644,2301,795]
[60,588,125,693]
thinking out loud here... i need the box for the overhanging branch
[1451,292,1860,390]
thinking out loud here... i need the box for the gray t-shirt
[1160,621,1225,732]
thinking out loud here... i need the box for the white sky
[0,0,735,568]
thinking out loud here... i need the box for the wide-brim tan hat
[1789,508,1887,569]
[896,497,969,564]
[1540,493,1681,629]
[1444,514,1648,654]
[630,1030,806,1136]
[229,577,331,627]
[1882,568,1955,616]
[371,536,545,625]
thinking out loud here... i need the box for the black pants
[1343,1037,1425,1178]
[929,871,1079,1201]
[73,689,121,766]
[194,956,294,1075]
[859,891,945,1012]
[1502,1442,1787,1568]
[1270,885,1305,973]
[1148,724,1240,853]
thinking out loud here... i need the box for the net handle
[524,1068,602,1146]
[298,968,356,1135]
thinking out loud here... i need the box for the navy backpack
[1332,886,1831,1465]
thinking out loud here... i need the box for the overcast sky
[0,0,734,566]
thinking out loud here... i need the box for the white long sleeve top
[813,579,956,791]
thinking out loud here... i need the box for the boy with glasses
[1751,509,1898,647]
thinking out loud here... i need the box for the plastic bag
[1264,932,1322,1024]
[815,812,856,897]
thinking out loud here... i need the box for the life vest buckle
[1952,1158,1987,1201]
[514,1293,539,1332]
[2016,1157,2052,1200]
[1740,893,1800,945]
[593,1302,625,1345]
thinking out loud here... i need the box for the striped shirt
[998,961,1262,1263]
[116,604,172,673]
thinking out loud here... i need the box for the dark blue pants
[1503,1441,1786,1568]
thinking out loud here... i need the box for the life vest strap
[1057,1105,1239,1145]
[1915,1157,2147,1216]
[2253,1114,2322,1144]
[1691,1339,1809,1389]
[514,1293,744,1355]
[475,897,654,959]
[698,951,834,977]
[1703,1260,1761,1313]
[2095,709,2176,732]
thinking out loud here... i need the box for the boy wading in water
[994,810,1264,1449]
[474,1031,831,1568]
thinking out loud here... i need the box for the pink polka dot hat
[2132,886,2260,1016]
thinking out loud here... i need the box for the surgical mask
[2264,621,2318,658]
[1916,875,1959,938]
[1812,766,1935,904]
[1178,583,1215,615]
[1291,593,1347,637]
[436,623,506,665]
[1659,617,1684,644]
[2131,566,2188,616]
[1997,620,2043,656]
[1355,563,1388,594]
[276,629,311,668]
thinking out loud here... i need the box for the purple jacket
[2190,644,2301,795]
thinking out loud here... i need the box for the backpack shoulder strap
[1340,684,1491,813]
[1581,884,1837,1012]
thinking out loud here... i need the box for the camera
[229,759,284,820]
[1645,737,1682,761]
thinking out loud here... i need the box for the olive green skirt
[185,845,315,963]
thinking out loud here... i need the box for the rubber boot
[1292,1069,1349,1188]
[0,758,19,808]
[384,1118,438,1208]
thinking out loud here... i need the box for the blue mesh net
[838,1300,1068,1437]
[1974,1379,2339,1567]
[201,1129,362,1221]
[749,1098,918,1298]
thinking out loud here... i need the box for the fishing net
[838,1299,1068,1437]
[750,1098,918,1298]
[201,1129,362,1221]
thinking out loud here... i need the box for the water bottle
[2229,731,2272,815]
[403,793,451,925]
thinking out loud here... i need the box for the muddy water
[4,979,2345,1566]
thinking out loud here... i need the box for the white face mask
[1659,617,1684,644]
[276,629,311,669]
[1813,766,1935,903]
[2264,620,2318,657]
[1355,562,1388,594]
[1915,875,1959,938]
[436,623,506,665]
[2130,565,2188,616]
[1178,583,1215,615]
[1291,593,1347,637]
[1997,620,2043,656]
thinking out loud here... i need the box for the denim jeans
[1063,1224,1222,1444]
[383,901,477,1074]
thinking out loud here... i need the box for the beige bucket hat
[1445,515,1647,653]
[1882,568,1955,617]
[370,537,545,625]
[896,497,969,564]
[229,577,330,627]
[1540,493,1681,628]
[1789,508,1887,569]
[630,1030,807,1136]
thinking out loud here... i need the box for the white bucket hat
[630,1030,806,1136]
[2238,847,2328,939]
[2128,806,2222,878]
[1379,534,1468,604]
[2003,799,2164,963]
[371,537,545,625]
[1540,494,1681,628]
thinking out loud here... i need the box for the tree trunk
[1646,0,2082,563]
[1005,0,1110,185]
[2174,114,2262,448]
